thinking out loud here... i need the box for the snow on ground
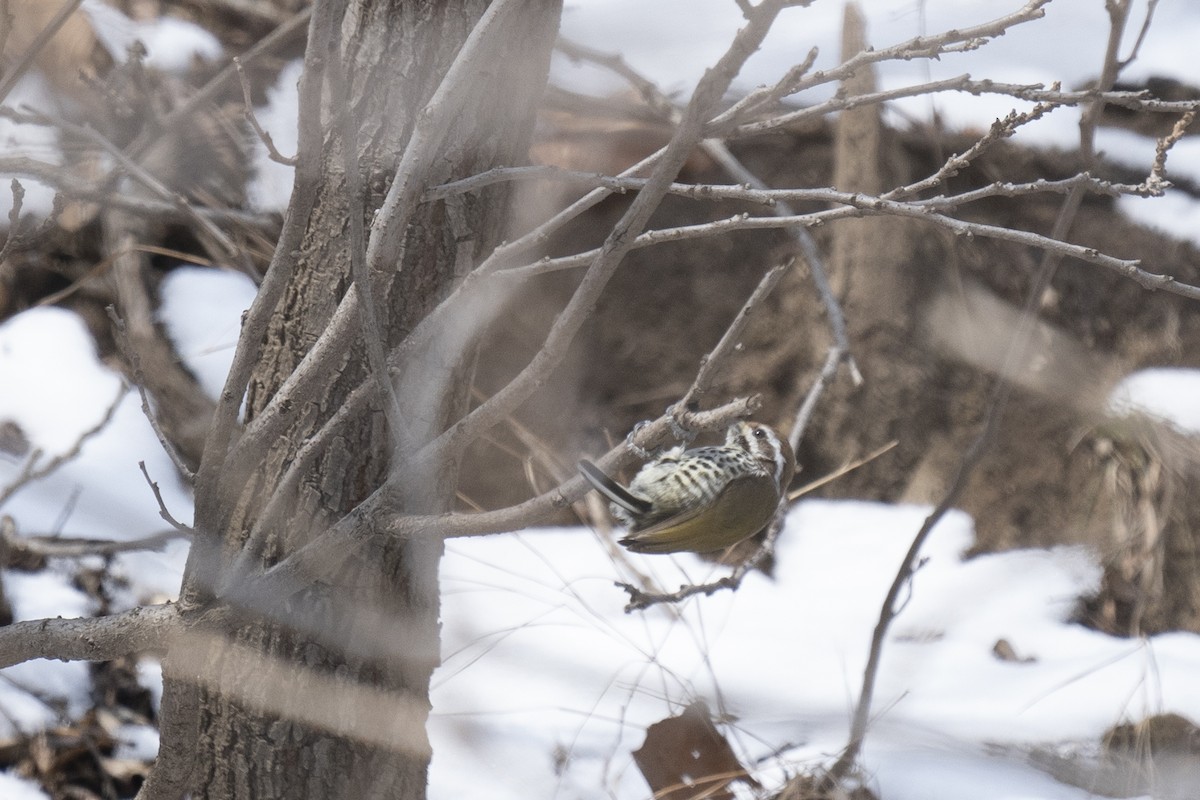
[0,307,191,741]
[246,59,304,213]
[81,1,222,74]
[0,307,193,540]
[429,500,1200,799]
[157,266,259,402]
[1109,368,1200,434]
[0,570,94,741]
[0,772,51,800]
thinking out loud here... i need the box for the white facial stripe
[772,438,786,485]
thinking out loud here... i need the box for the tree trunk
[149,2,560,798]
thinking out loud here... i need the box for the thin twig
[823,400,1005,783]
[787,440,898,500]
[234,56,297,166]
[825,0,1139,784]
[551,33,860,440]
[1149,110,1196,189]
[125,7,312,163]
[9,530,186,558]
[677,261,792,413]
[417,0,808,472]
[138,461,193,535]
[107,307,196,482]
[1118,0,1159,71]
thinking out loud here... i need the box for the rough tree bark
[144,2,561,798]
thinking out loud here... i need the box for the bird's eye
[753,428,765,438]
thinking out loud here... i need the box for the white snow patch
[0,307,193,542]
[158,266,258,402]
[1108,368,1200,433]
[114,723,160,762]
[0,772,50,800]
[247,59,303,213]
[82,1,221,73]
[430,500,1200,799]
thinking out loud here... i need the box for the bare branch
[234,57,297,166]
[124,7,312,164]
[0,603,178,670]
[138,461,193,536]
[419,0,797,470]
[107,307,196,482]
[494,191,1198,299]
[678,260,792,414]
[1149,110,1196,190]
[424,164,772,205]
[547,33,860,442]
[428,163,1138,211]
[8,530,185,558]
[885,103,1056,202]
[826,0,1140,784]
[0,155,273,225]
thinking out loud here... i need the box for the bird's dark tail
[578,459,652,516]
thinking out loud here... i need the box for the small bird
[578,421,795,554]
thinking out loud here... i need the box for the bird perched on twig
[579,421,795,554]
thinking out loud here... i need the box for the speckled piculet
[579,421,796,554]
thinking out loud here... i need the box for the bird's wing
[578,459,653,516]
[619,474,780,554]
